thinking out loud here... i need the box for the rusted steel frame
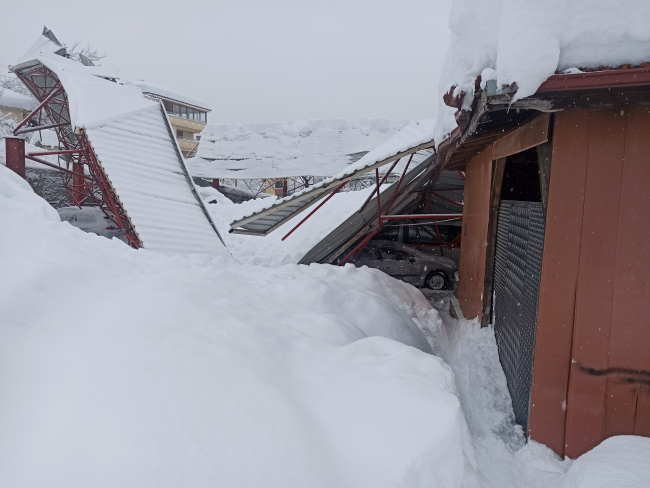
[358,158,401,213]
[282,181,348,241]
[14,121,69,135]
[384,153,415,217]
[12,85,63,135]
[430,191,464,207]
[338,229,380,266]
[26,149,83,157]
[457,171,465,180]
[537,66,650,92]
[381,214,461,220]
[24,155,95,181]
[80,136,124,230]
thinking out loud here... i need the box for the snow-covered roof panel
[20,52,154,130]
[0,88,35,111]
[123,80,211,111]
[434,0,650,144]
[85,104,226,257]
[189,118,412,179]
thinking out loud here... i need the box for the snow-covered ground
[200,185,378,266]
[2,152,649,488]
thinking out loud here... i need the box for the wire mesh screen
[493,200,545,436]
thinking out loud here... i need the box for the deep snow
[2,156,649,488]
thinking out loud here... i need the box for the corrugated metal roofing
[85,104,226,256]
[230,147,435,236]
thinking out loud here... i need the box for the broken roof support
[357,158,400,213]
[281,181,348,241]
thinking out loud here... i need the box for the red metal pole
[457,170,465,180]
[384,153,414,216]
[358,158,400,213]
[213,178,220,190]
[5,137,26,179]
[431,191,464,207]
[72,162,84,207]
[282,181,347,241]
[26,150,83,157]
[338,229,380,266]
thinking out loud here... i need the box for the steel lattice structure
[13,64,141,248]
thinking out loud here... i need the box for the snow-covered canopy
[122,80,212,111]
[12,50,153,131]
[0,87,35,111]
[434,0,650,144]
[189,118,411,179]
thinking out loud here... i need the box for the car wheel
[426,271,447,290]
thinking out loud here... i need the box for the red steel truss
[13,64,141,248]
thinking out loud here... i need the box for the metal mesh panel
[493,201,545,435]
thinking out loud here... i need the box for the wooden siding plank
[456,146,493,320]
[604,105,650,439]
[564,107,628,459]
[528,108,591,456]
[492,114,550,160]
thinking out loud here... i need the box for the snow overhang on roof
[122,80,211,112]
[228,120,436,236]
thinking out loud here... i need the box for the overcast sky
[1,0,453,123]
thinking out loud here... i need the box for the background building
[123,81,211,157]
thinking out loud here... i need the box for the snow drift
[0,163,479,488]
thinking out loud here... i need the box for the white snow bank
[0,87,35,111]
[0,163,480,488]
[190,118,411,178]
[434,0,650,144]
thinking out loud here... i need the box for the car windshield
[379,247,412,261]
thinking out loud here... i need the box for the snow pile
[0,163,480,488]
[0,87,35,111]
[434,0,650,143]
[190,118,412,179]
[207,185,378,266]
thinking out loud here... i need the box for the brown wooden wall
[456,146,493,319]
[529,106,650,459]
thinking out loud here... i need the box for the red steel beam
[24,155,95,181]
[12,86,63,135]
[282,181,347,241]
[383,153,414,217]
[375,168,382,224]
[338,229,380,266]
[430,191,464,207]
[380,214,461,220]
[358,158,401,213]
[26,150,83,157]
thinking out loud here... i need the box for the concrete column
[5,137,26,178]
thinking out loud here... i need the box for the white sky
[1,0,453,124]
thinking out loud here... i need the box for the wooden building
[438,67,650,458]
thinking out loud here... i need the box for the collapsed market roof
[228,120,436,236]
[187,118,412,179]
[10,30,227,258]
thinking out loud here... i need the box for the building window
[177,129,183,138]
[275,180,284,189]
[163,100,207,124]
